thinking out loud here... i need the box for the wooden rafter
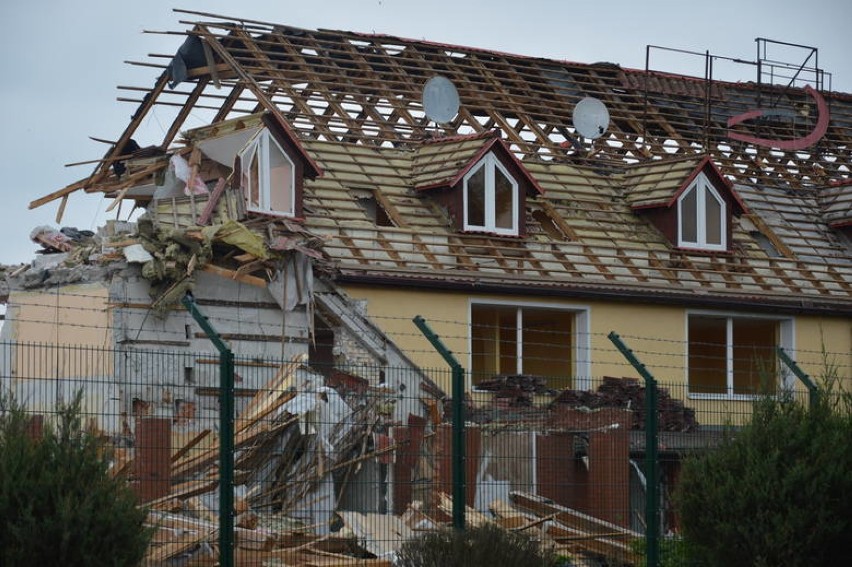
[162,77,210,148]
[193,24,321,176]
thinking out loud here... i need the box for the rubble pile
[552,377,698,432]
[123,359,640,565]
[129,356,403,564]
[476,374,552,407]
[12,214,329,311]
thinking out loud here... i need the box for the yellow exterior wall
[3,283,115,422]
[793,317,851,391]
[6,283,112,348]
[342,284,851,425]
[343,284,686,383]
[5,283,113,380]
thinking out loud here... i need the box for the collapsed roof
[30,9,852,314]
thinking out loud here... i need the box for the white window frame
[468,299,591,391]
[462,152,519,235]
[677,172,726,251]
[685,310,795,399]
[240,129,296,217]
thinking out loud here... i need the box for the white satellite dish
[422,75,460,124]
[572,97,610,139]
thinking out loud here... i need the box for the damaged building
[2,8,851,565]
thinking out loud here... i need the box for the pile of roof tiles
[552,377,698,432]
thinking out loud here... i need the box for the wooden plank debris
[552,376,698,431]
[510,491,641,564]
[138,358,429,564]
[132,356,641,566]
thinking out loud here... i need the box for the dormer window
[412,133,543,236]
[241,129,296,216]
[626,156,747,253]
[187,112,321,222]
[463,153,519,235]
[678,172,726,251]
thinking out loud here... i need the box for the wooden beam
[54,195,68,224]
[29,72,171,209]
[162,77,210,148]
[196,177,229,225]
[509,491,640,563]
[194,25,322,177]
[94,72,171,184]
[536,199,579,240]
[29,177,93,210]
[212,84,246,123]
[202,263,267,287]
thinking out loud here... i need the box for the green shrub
[630,535,701,567]
[675,389,852,567]
[395,522,559,567]
[0,391,152,566]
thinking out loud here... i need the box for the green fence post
[413,315,466,531]
[777,347,819,410]
[182,294,234,567]
[608,331,659,567]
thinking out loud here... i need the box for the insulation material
[201,220,269,259]
[152,163,184,199]
[281,386,353,459]
[123,244,154,264]
[197,126,261,166]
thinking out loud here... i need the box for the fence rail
[0,339,844,566]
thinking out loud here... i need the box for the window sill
[675,246,733,257]
[246,207,300,220]
[460,229,522,239]
[687,392,772,401]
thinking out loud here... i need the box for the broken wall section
[111,247,321,438]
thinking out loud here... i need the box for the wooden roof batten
[36,9,852,211]
[26,10,852,313]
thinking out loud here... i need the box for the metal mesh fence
[0,338,845,566]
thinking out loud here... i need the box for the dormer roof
[186,112,322,180]
[820,180,852,229]
[625,155,748,215]
[412,132,544,195]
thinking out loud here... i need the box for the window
[678,172,726,250]
[471,302,589,389]
[688,314,791,396]
[240,129,295,216]
[463,153,519,235]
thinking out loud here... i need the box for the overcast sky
[1,0,850,266]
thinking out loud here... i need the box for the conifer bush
[0,391,152,566]
[675,386,852,567]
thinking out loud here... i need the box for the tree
[0,391,152,566]
[675,388,852,567]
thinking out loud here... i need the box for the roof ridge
[417,130,500,146]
